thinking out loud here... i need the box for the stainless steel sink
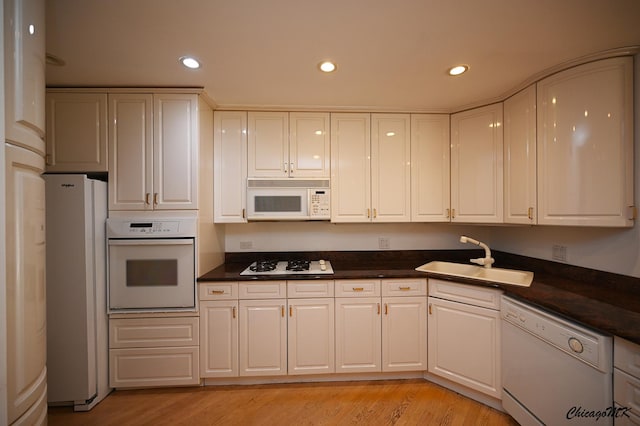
[415,261,534,287]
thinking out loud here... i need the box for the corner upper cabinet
[214,111,248,223]
[4,0,46,155]
[450,104,504,223]
[537,57,634,227]
[410,114,451,222]
[45,92,109,172]
[109,93,198,211]
[504,85,537,224]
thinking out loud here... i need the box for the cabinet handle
[352,287,364,292]
[45,154,52,165]
[446,208,450,219]
[242,208,246,219]
[289,306,293,317]
[232,306,236,319]
[399,286,411,291]
[210,289,225,295]
[377,303,381,315]
[290,162,294,175]
[384,303,388,315]
[373,208,377,219]
[284,162,288,174]
[528,207,534,220]
[367,208,371,218]
[451,209,456,219]
[153,193,159,205]
[145,193,151,205]
[281,305,285,317]
[429,303,432,315]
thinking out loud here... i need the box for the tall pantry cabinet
[3,0,48,424]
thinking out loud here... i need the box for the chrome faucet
[460,236,494,268]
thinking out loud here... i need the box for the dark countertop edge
[198,250,640,345]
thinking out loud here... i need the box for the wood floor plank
[47,379,518,426]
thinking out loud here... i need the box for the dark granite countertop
[198,250,640,345]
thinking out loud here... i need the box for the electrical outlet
[552,245,567,262]
[239,241,253,250]
[378,237,390,249]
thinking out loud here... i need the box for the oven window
[126,259,178,287]
[255,195,301,212]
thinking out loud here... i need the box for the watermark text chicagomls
[566,406,631,421]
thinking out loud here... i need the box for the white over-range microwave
[247,178,330,221]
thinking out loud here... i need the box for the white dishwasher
[502,295,613,426]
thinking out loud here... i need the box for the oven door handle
[108,239,194,246]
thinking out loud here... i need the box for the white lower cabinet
[109,316,200,388]
[239,299,287,376]
[427,279,502,398]
[614,337,640,425]
[288,298,335,375]
[335,279,427,373]
[200,300,238,377]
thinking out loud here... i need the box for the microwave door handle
[108,239,194,246]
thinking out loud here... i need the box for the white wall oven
[107,216,197,312]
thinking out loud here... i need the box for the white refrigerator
[45,174,111,411]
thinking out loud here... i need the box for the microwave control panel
[309,189,331,219]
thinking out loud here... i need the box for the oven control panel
[107,217,197,238]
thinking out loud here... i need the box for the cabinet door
[335,297,381,373]
[428,296,501,398]
[214,111,247,222]
[382,297,427,372]
[4,0,46,154]
[504,85,537,224]
[200,301,239,378]
[108,94,153,211]
[154,94,198,210]
[451,103,504,223]
[248,112,289,177]
[5,144,47,424]
[289,112,330,177]
[46,92,108,172]
[330,113,371,222]
[411,114,451,222]
[239,299,287,376]
[371,114,411,222]
[537,57,634,227]
[287,298,335,375]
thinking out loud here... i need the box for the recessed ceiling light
[180,56,201,69]
[448,65,469,76]
[318,61,337,73]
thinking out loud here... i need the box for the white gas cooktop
[239,260,333,276]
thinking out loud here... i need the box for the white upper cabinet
[410,114,451,222]
[331,113,410,223]
[109,93,198,211]
[504,85,537,224]
[4,0,46,155]
[46,92,109,172]
[331,113,372,222]
[248,112,289,177]
[248,112,329,178]
[371,114,411,222]
[537,57,634,227]
[214,111,248,223]
[289,112,330,178]
[451,103,504,223]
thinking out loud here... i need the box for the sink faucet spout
[459,235,494,268]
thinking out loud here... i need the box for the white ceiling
[45,0,640,112]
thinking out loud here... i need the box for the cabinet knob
[232,306,236,319]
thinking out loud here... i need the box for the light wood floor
[48,379,518,425]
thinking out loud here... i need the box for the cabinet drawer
[382,278,427,296]
[199,282,238,300]
[109,316,199,349]
[428,279,501,310]
[614,369,640,420]
[239,281,287,299]
[615,337,640,378]
[335,279,381,297]
[110,346,199,388]
[287,280,334,298]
